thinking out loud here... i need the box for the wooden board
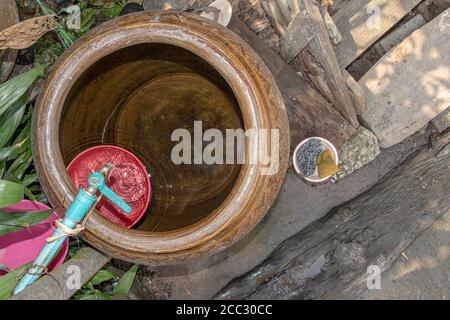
[215,131,450,300]
[279,7,315,62]
[333,0,422,68]
[11,248,110,300]
[258,0,359,127]
[417,0,450,21]
[342,69,366,114]
[301,0,358,127]
[359,9,450,148]
[432,106,450,133]
[228,16,356,149]
[374,14,426,54]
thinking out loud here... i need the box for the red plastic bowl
[67,145,151,228]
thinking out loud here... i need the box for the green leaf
[86,282,95,291]
[2,173,21,184]
[112,264,138,296]
[36,192,47,204]
[22,173,38,187]
[0,263,30,300]
[20,104,33,125]
[0,180,23,208]
[0,264,10,271]
[0,65,44,119]
[73,288,112,300]
[0,95,27,149]
[14,120,31,141]
[23,186,37,201]
[101,2,125,20]
[90,270,115,286]
[72,287,95,300]
[76,293,97,300]
[6,150,32,180]
[0,160,5,179]
[79,8,97,33]
[93,289,112,300]
[35,0,75,49]
[0,209,52,236]
[75,290,112,300]
[26,184,41,192]
[0,136,30,161]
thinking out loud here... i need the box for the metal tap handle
[88,172,131,214]
[13,163,131,295]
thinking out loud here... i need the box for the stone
[359,10,450,148]
[334,126,380,180]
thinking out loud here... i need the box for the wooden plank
[228,16,356,149]
[322,9,342,45]
[260,0,358,127]
[234,0,280,48]
[260,0,313,56]
[11,248,110,300]
[432,105,450,133]
[215,132,450,300]
[279,8,315,62]
[342,69,366,115]
[302,0,358,127]
[260,0,289,37]
[359,9,450,148]
[417,0,450,21]
[374,14,426,54]
[333,0,422,68]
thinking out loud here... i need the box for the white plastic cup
[293,137,339,183]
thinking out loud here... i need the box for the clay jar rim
[33,11,289,264]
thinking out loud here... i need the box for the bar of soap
[317,149,338,178]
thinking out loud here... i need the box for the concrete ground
[129,127,433,299]
[363,208,450,300]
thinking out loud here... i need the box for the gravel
[296,139,323,176]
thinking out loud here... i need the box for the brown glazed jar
[33,11,289,265]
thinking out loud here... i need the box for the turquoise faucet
[13,163,131,295]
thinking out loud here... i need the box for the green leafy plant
[34,0,76,49]
[113,264,139,296]
[75,0,127,34]
[0,64,45,206]
[68,236,88,258]
[73,264,139,300]
[0,180,24,208]
[0,1,137,301]
[0,209,52,236]
[0,264,10,271]
[100,0,127,19]
[0,263,31,300]
[0,64,43,117]
[0,63,53,299]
